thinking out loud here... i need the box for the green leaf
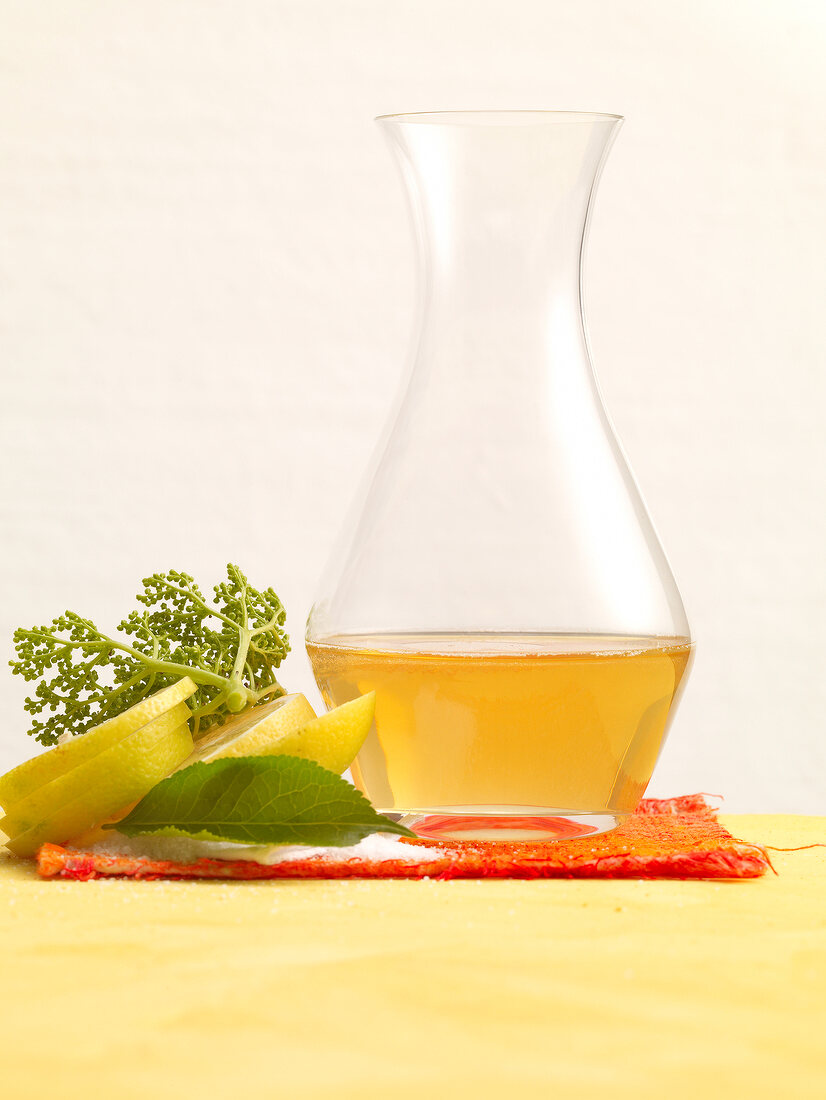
[106,756,416,847]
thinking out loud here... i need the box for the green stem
[24,630,230,692]
[188,688,232,721]
[230,626,251,686]
[250,606,285,639]
[150,579,236,629]
[251,680,286,704]
[132,652,229,690]
[244,660,257,692]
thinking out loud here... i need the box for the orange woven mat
[36,795,770,881]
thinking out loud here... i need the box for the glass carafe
[306,111,693,840]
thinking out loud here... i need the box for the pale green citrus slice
[179,693,317,767]
[3,717,194,857]
[185,691,375,775]
[0,677,197,810]
[0,701,191,830]
[179,692,374,775]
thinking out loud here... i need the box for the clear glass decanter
[306,111,693,841]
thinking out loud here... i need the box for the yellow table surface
[1,815,824,1099]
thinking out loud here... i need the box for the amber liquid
[307,633,693,825]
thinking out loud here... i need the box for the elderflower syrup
[306,634,693,840]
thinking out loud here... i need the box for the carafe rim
[375,109,624,126]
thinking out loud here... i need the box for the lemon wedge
[279,693,375,775]
[0,678,197,810]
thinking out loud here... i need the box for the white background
[1,0,824,812]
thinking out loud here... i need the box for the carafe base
[393,809,624,842]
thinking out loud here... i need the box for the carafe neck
[380,112,621,380]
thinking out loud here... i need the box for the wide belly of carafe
[307,632,694,840]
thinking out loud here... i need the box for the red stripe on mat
[35,795,770,881]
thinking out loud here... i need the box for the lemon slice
[181,691,376,776]
[180,693,317,767]
[1,701,191,831]
[0,678,197,810]
[3,715,194,857]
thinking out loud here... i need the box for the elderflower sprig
[10,565,288,746]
